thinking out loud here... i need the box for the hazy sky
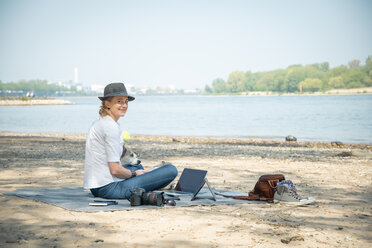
[0,0,371,89]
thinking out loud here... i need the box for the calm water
[1,95,371,144]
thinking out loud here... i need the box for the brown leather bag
[233,174,285,203]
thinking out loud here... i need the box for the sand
[0,132,371,248]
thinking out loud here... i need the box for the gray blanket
[0,187,259,212]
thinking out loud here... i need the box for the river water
[0,95,371,144]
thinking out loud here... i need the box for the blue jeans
[90,164,178,199]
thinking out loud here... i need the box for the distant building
[90,85,105,94]
[75,84,83,91]
[184,89,199,94]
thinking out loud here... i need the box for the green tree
[328,76,344,89]
[348,59,360,68]
[243,71,254,91]
[212,78,227,93]
[329,65,347,77]
[343,68,365,88]
[253,74,270,91]
[364,55,372,81]
[299,78,322,92]
[253,70,284,92]
[205,55,372,94]
[268,70,287,92]
[226,71,246,93]
[245,71,263,91]
[204,85,213,94]
[363,76,372,86]
[0,79,79,96]
[287,64,302,69]
[310,62,329,72]
[321,62,330,72]
[284,66,325,92]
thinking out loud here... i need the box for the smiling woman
[97,82,135,121]
[84,82,178,200]
[99,96,129,121]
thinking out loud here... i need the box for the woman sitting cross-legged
[84,82,178,199]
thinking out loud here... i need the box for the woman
[83,82,178,199]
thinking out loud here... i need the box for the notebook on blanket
[167,168,217,201]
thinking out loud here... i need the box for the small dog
[120,145,141,166]
[120,145,172,169]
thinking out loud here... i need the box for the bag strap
[233,195,274,203]
[267,179,279,188]
[232,190,259,201]
[232,190,274,202]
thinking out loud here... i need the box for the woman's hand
[134,169,147,176]
[108,162,148,178]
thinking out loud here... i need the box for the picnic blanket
[0,187,260,212]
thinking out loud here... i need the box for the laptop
[169,168,216,201]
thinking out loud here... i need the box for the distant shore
[204,87,372,97]
[0,97,72,106]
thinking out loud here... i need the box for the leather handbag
[233,174,285,203]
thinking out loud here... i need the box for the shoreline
[0,98,72,106]
[1,87,371,102]
[1,131,371,150]
[203,87,372,97]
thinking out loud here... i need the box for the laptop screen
[175,168,207,194]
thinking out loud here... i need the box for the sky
[0,0,371,89]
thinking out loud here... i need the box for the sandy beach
[0,132,371,247]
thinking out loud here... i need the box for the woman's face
[106,96,129,121]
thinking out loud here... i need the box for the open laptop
[169,168,216,201]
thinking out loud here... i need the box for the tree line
[204,56,372,94]
[0,79,80,96]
